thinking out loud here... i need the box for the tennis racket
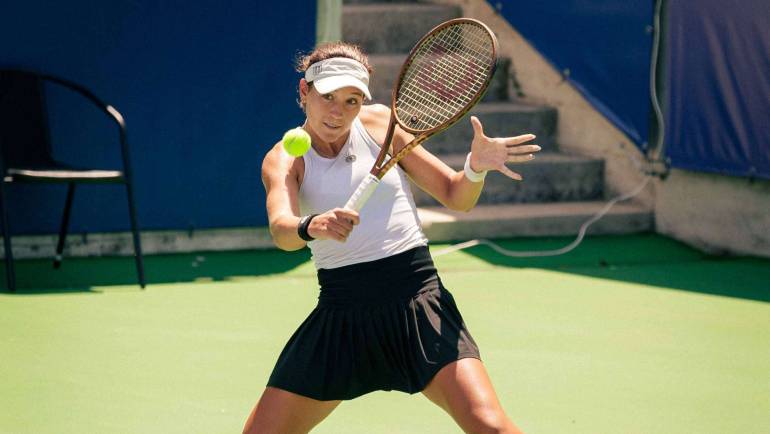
[344,18,499,211]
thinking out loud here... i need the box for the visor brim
[313,75,372,101]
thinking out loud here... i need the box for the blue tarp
[492,0,653,149]
[493,0,769,179]
[664,0,770,179]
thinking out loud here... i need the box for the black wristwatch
[297,214,318,242]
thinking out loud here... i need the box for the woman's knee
[464,407,518,434]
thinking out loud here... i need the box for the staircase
[343,0,652,242]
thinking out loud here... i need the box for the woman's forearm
[444,169,485,212]
[269,214,306,251]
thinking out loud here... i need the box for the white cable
[649,0,666,161]
[432,176,651,258]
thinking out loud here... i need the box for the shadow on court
[0,248,312,294]
[3,233,768,303]
[452,233,770,303]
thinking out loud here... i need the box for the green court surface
[1,233,769,434]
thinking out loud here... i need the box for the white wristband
[464,152,487,183]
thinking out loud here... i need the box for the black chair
[0,69,145,292]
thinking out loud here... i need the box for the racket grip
[344,174,380,211]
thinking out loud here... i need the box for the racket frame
[344,18,498,212]
[371,17,499,179]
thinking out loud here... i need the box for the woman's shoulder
[261,140,304,184]
[359,103,390,126]
[359,103,390,143]
[262,140,286,167]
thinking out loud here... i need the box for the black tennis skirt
[266,246,480,401]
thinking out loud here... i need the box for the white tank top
[299,117,428,269]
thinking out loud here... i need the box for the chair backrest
[0,70,55,169]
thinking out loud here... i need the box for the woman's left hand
[468,115,541,181]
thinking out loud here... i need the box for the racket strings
[397,23,495,132]
[400,38,488,124]
[403,31,490,117]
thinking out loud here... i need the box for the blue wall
[494,0,769,179]
[0,1,315,234]
[664,0,770,179]
[493,0,653,149]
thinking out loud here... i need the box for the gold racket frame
[372,18,499,177]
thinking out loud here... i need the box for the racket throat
[371,120,397,174]
[370,167,386,178]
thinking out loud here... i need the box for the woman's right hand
[307,208,360,242]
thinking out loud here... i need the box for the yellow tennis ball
[282,127,311,157]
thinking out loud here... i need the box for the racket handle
[344,174,380,211]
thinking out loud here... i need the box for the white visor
[305,57,371,100]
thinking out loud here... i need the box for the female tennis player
[244,42,539,434]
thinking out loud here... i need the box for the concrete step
[424,102,559,154]
[418,201,653,242]
[341,2,637,246]
[2,227,276,259]
[342,3,462,54]
[368,54,512,104]
[411,152,604,206]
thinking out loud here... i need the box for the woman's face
[300,79,365,148]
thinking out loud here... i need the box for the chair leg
[53,183,76,269]
[124,182,145,288]
[0,184,16,292]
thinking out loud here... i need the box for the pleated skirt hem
[268,352,482,402]
[266,246,481,401]
[266,287,481,401]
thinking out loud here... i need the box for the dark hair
[295,42,373,110]
[296,41,373,75]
